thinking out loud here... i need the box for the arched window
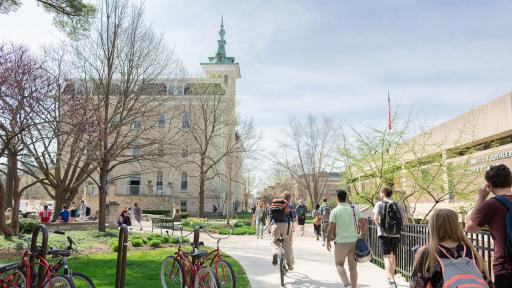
[180,172,188,191]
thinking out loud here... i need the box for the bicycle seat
[47,249,71,257]
[191,248,208,259]
[0,262,20,273]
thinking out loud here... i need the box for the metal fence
[366,219,495,281]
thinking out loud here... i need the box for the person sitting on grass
[58,206,70,223]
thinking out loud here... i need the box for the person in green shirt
[326,190,367,288]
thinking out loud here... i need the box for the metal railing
[366,219,495,281]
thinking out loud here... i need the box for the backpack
[351,205,372,263]
[321,205,331,223]
[86,206,91,216]
[297,204,306,219]
[380,201,402,235]
[435,244,489,288]
[494,195,512,262]
[314,211,322,225]
[270,199,288,223]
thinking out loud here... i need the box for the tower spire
[207,15,235,64]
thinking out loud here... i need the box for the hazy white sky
[2,0,512,155]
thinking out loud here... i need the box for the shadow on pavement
[284,271,372,288]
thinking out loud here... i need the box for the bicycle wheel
[194,267,220,288]
[71,272,95,288]
[161,256,185,288]
[43,275,76,288]
[279,246,286,287]
[0,268,26,287]
[212,260,236,288]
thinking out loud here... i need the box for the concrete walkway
[136,221,409,287]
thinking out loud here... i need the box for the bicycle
[202,228,236,288]
[160,227,220,288]
[45,232,95,288]
[0,224,75,288]
[276,237,287,287]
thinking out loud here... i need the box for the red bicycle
[202,228,236,288]
[160,228,220,288]
[0,225,75,288]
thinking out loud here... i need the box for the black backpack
[85,206,91,216]
[380,201,402,235]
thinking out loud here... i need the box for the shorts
[297,217,306,225]
[378,236,400,255]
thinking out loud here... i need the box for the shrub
[131,239,143,247]
[109,238,119,252]
[19,219,40,234]
[233,220,251,228]
[15,242,25,250]
[218,228,231,235]
[161,236,171,244]
[149,239,161,248]
[170,236,189,244]
[143,210,171,216]
[233,226,256,235]
[180,213,189,219]
[141,238,149,244]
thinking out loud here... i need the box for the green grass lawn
[67,248,250,288]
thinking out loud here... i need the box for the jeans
[321,223,329,242]
[256,219,265,237]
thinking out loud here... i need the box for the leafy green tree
[0,0,95,38]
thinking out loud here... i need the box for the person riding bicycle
[270,191,294,271]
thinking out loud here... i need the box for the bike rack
[29,224,48,285]
[115,224,129,288]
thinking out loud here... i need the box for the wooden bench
[151,217,175,234]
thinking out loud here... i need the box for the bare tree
[0,43,55,235]
[271,115,338,206]
[70,0,181,231]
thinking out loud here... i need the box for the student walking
[466,164,512,288]
[312,203,322,241]
[79,200,87,222]
[295,199,307,236]
[319,198,331,246]
[326,190,367,288]
[133,202,143,231]
[373,187,405,288]
[411,208,491,288]
[255,199,267,239]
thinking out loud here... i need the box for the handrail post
[115,224,128,288]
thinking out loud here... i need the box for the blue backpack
[494,195,512,262]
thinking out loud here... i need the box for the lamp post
[167,182,176,217]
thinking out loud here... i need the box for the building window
[180,172,188,191]
[158,113,165,128]
[166,84,184,96]
[181,146,188,158]
[224,75,228,86]
[132,118,141,130]
[128,174,141,195]
[180,201,187,213]
[132,145,140,157]
[156,171,163,194]
[181,112,190,129]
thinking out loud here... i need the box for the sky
[1,0,512,170]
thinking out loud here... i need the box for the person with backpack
[373,187,405,288]
[326,189,367,288]
[270,191,294,271]
[411,208,491,288]
[319,198,332,246]
[312,203,322,241]
[255,199,267,239]
[466,164,512,288]
[295,199,308,236]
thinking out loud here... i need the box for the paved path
[137,221,409,287]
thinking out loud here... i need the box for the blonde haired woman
[255,199,267,239]
[410,208,492,288]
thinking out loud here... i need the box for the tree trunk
[53,190,65,222]
[98,166,108,232]
[226,178,232,226]
[199,173,205,218]
[12,186,20,235]
[8,152,20,235]
[0,184,14,236]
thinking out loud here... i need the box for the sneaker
[287,266,293,271]
[272,254,278,266]
[387,279,397,288]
